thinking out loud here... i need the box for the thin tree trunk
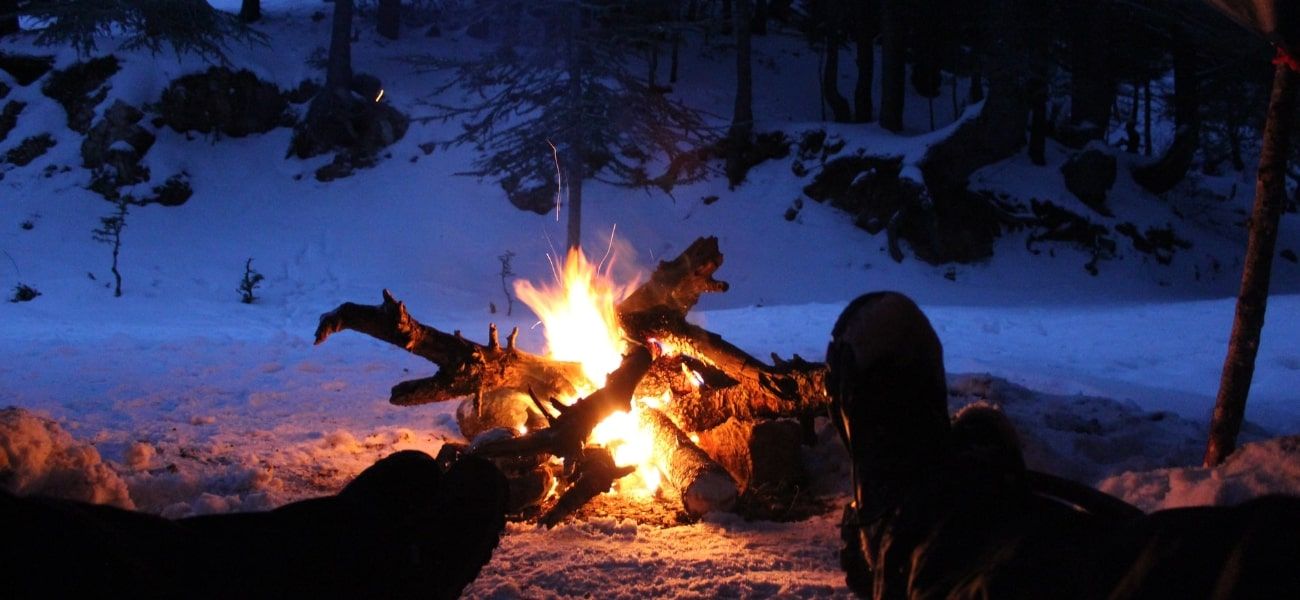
[823,27,852,123]
[327,0,354,91]
[1066,2,1114,142]
[852,2,875,123]
[730,0,754,143]
[649,44,659,89]
[1133,35,1200,194]
[1029,82,1047,165]
[1125,83,1140,153]
[1144,79,1153,156]
[721,0,733,34]
[564,2,584,252]
[239,0,261,23]
[1205,62,1298,467]
[670,31,681,83]
[752,0,767,34]
[0,0,16,38]
[377,0,400,40]
[879,0,905,132]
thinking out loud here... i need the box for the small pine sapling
[10,283,40,303]
[92,197,130,297]
[238,258,265,304]
[498,250,516,316]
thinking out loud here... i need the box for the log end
[681,470,739,517]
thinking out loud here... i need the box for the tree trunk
[1066,2,1114,143]
[1133,34,1199,194]
[1029,83,1047,165]
[1144,79,1153,156]
[823,27,852,123]
[377,0,400,40]
[0,0,16,37]
[851,1,876,123]
[752,0,767,34]
[721,0,733,34]
[564,2,584,252]
[729,0,754,143]
[670,31,681,83]
[879,0,905,132]
[1204,62,1297,467]
[326,0,354,91]
[239,0,261,23]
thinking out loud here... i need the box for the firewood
[695,417,804,494]
[468,347,654,463]
[314,289,584,408]
[538,447,634,528]
[616,237,830,430]
[639,406,738,517]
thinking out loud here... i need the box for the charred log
[469,347,654,463]
[539,447,635,528]
[617,237,829,430]
[314,289,584,407]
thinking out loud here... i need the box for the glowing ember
[515,247,666,494]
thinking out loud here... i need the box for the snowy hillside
[3,2,1300,597]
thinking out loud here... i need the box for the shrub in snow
[157,68,291,138]
[0,407,133,508]
[238,258,264,304]
[3,133,55,166]
[9,282,40,302]
[92,196,129,297]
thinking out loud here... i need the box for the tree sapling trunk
[1205,58,1298,467]
[92,198,129,298]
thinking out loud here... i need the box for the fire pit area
[314,237,831,525]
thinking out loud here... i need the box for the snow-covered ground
[3,3,1300,597]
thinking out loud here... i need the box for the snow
[2,3,1299,597]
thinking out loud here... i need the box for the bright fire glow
[515,248,631,386]
[515,247,666,494]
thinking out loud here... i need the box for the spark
[375,88,384,102]
[546,140,562,222]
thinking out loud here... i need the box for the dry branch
[539,447,635,528]
[616,237,830,430]
[314,289,584,407]
[640,406,738,517]
[469,347,654,462]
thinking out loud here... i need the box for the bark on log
[640,406,738,517]
[538,448,634,528]
[314,289,584,407]
[469,347,654,462]
[695,417,804,494]
[616,237,829,430]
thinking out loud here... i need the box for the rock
[157,68,291,138]
[81,100,155,190]
[805,155,1006,264]
[145,173,193,206]
[0,80,9,99]
[4,133,55,166]
[288,87,410,161]
[1060,147,1117,216]
[0,52,55,86]
[1115,222,1191,265]
[41,55,120,133]
[0,100,23,144]
[284,80,321,104]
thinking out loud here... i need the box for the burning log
[695,417,805,495]
[640,406,739,517]
[616,237,830,430]
[469,346,654,462]
[314,289,584,408]
[538,447,635,528]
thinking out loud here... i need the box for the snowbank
[0,406,132,508]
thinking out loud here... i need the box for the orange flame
[515,247,664,494]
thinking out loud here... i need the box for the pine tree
[22,0,264,61]
[424,1,712,251]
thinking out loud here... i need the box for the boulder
[3,133,55,167]
[288,86,409,162]
[41,55,119,133]
[0,100,23,144]
[81,100,155,190]
[157,68,291,138]
[1060,147,1117,216]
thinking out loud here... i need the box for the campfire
[314,237,829,524]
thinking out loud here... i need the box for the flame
[515,248,631,386]
[515,247,666,494]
